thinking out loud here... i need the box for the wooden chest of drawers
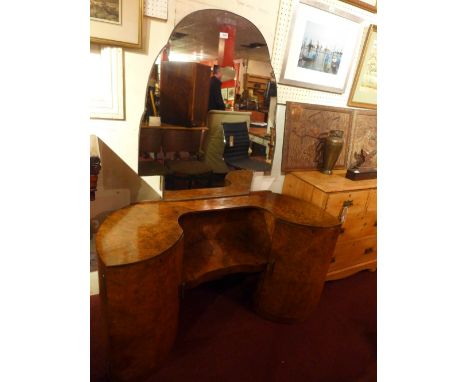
[282,170,377,280]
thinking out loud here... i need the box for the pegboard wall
[271,0,377,107]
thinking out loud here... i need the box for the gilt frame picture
[90,0,143,49]
[348,25,377,109]
[279,0,364,94]
[340,0,377,14]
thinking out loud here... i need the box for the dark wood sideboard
[96,191,341,381]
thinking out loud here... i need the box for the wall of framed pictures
[271,0,377,107]
[265,0,377,193]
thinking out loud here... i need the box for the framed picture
[348,25,377,109]
[279,0,364,94]
[90,45,125,120]
[90,0,143,49]
[340,0,377,14]
[227,87,235,100]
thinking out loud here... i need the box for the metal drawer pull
[343,200,353,207]
[339,200,353,223]
[364,247,374,255]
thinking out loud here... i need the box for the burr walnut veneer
[96,191,340,381]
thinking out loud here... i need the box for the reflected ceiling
[168,10,270,62]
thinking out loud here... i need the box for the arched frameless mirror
[138,9,277,194]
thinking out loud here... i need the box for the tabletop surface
[96,191,340,267]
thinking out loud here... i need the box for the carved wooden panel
[347,109,377,169]
[282,102,353,172]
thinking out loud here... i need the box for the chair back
[222,122,250,162]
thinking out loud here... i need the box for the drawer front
[367,189,377,213]
[325,190,370,219]
[329,235,377,271]
[337,213,377,243]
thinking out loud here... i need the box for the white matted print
[90,46,125,120]
[280,0,363,94]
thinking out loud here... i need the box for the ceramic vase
[320,130,344,175]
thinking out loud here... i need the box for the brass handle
[364,247,374,255]
[343,200,353,207]
[339,200,353,223]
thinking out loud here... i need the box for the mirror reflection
[138,9,277,192]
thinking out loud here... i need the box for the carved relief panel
[347,109,377,169]
[282,102,353,172]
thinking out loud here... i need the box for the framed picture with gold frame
[90,0,143,49]
[340,0,377,13]
[348,25,377,109]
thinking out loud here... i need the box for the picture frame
[90,0,143,49]
[340,0,377,14]
[348,25,377,109]
[90,45,125,120]
[279,0,364,94]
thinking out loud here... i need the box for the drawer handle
[343,200,353,207]
[339,200,353,224]
[331,256,336,263]
[364,247,374,255]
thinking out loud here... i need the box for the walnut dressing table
[283,170,377,280]
[96,191,340,381]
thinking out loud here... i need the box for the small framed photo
[348,25,377,109]
[279,0,364,94]
[90,0,143,49]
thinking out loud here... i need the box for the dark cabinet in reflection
[160,61,211,127]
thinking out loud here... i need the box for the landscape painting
[91,0,121,24]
